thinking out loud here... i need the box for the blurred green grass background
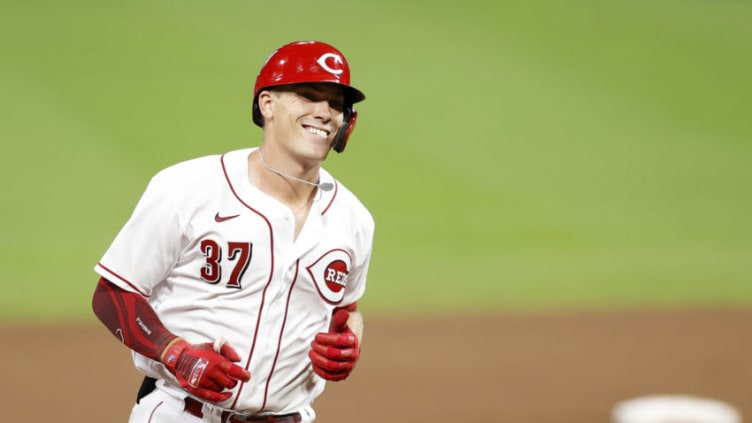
[1,0,750,322]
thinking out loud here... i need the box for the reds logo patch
[307,249,352,304]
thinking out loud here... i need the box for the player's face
[266,83,346,162]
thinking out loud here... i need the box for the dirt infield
[2,309,750,422]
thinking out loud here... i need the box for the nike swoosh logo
[215,212,240,222]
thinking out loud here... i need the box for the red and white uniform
[95,148,374,421]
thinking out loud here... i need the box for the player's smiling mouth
[303,125,330,138]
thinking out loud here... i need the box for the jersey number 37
[200,239,253,289]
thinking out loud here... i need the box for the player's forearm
[92,277,178,361]
[335,303,363,341]
[346,310,363,342]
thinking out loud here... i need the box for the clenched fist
[161,339,251,402]
[309,309,362,381]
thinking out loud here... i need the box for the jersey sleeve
[341,212,375,306]
[94,171,187,296]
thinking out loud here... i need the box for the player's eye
[297,92,344,112]
[328,99,344,112]
[298,90,319,101]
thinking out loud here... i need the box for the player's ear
[257,90,274,124]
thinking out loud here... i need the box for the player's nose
[311,99,333,122]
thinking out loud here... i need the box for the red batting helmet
[252,41,366,153]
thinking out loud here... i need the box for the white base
[612,394,742,423]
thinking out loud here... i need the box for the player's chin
[309,134,335,148]
[303,138,334,159]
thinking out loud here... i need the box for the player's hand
[309,309,361,381]
[161,338,251,402]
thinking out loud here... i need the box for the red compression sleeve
[92,277,177,361]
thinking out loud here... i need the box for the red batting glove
[161,339,251,402]
[309,309,361,381]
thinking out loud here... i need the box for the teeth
[306,127,329,137]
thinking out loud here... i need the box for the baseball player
[91,40,374,423]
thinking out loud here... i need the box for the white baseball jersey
[94,147,374,418]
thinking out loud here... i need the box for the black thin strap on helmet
[332,105,353,153]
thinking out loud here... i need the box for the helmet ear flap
[332,107,357,153]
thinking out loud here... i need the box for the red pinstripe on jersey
[259,259,300,411]
[320,181,338,215]
[221,153,284,411]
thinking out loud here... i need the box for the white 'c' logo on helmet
[317,53,344,76]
